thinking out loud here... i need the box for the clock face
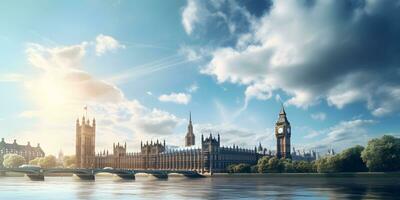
[278,127,283,134]
[287,127,290,133]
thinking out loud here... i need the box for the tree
[3,154,25,168]
[339,145,367,172]
[316,155,342,173]
[250,165,258,173]
[233,163,251,173]
[257,156,271,173]
[39,155,57,168]
[63,155,76,168]
[361,135,400,172]
[267,157,284,173]
[282,159,294,173]
[227,163,252,173]
[29,157,41,166]
[227,164,235,173]
[293,160,315,173]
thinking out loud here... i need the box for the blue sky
[1,0,400,155]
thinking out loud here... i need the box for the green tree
[267,157,284,173]
[250,165,258,173]
[316,155,342,173]
[227,163,252,173]
[39,155,57,168]
[227,164,235,173]
[233,163,251,173]
[282,159,294,173]
[257,156,271,173]
[339,145,367,172]
[3,154,25,168]
[63,155,76,168]
[361,135,400,172]
[293,160,314,173]
[29,157,41,166]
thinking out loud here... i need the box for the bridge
[0,168,204,181]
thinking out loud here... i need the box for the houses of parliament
[76,106,315,172]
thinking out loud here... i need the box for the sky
[1,0,400,155]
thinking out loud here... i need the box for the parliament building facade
[76,106,312,172]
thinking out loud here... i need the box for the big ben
[275,105,291,159]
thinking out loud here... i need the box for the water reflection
[0,175,399,200]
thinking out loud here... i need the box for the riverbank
[206,172,400,178]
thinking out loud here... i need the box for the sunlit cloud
[14,37,183,155]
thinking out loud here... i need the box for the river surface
[0,175,399,199]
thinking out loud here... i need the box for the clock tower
[275,105,291,159]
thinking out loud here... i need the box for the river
[0,175,399,199]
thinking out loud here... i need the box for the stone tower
[275,105,291,159]
[185,112,195,146]
[76,116,96,168]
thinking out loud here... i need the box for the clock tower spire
[275,104,291,159]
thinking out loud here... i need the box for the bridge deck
[0,168,204,180]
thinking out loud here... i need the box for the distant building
[291,147,318,161]
[327,148,335,156]
[95,134,259,173]
[0,138,45,167]
[58,149,64,163]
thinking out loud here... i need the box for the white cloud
[304,130,320,139]
[146,91,153,96]
[311,112,327,121]
[95,34,125,56]
[25,42,124,107]
[179,45,203,61]
[27,42,87,69]
[181,0,201,35]
[201,0,400,116]
[158,92,191,105]
[308,119,376,151]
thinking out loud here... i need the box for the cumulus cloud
[27,42,87,69]
[201,0,400,116]
[158,92,191,105]
[95,34,125,56]
[311,112,327,121]
[25,43,124,105]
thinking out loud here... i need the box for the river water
[0,175,399,199]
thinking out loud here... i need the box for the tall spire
[185,111,195,146]
[279,102,286,115]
